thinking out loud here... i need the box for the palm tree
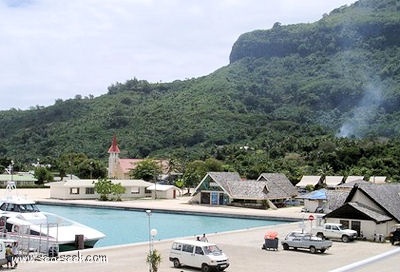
[146,249,161,272]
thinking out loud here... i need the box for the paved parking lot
[16,220,399,272]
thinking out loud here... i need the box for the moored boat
[0,182,105,253]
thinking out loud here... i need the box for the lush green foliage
[111,182,126,201]
[146,249,161,272]
[182,158,224,188]
[33,166,54,185]
[0,0,400,184]
[129,159,162,181]
[93,178,125,201]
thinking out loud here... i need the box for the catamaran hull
[58,239,101,252]
[5,232,102,252]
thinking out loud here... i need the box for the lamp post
[5,160,15,191]
[145,210,152,251]
[10,160,14,181]
[89,161,94,179]
[145,209,152,272]
[150,228,158,252]
[301,211,305,233]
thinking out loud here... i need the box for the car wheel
[342,235,350,243]
[310,246,317,254]
[282,243,289,250]
[202,264,210,272]
[320,249,326,253]
[173,259,181,268]
[316,233,324,239]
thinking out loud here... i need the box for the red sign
[308,215,315,221]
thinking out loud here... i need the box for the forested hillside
[1,0,400,183]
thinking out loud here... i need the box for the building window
[131,187,140,194]
[340,220,350,229]
[201,192,211,204]
[85,188,95,194]
[70,188,80,195]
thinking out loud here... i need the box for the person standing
[200,233,208,242]
[12,242,18,268]
[5,244,12,269]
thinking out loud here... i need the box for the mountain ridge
[230,0,400,63]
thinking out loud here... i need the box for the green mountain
[1,0,400,181]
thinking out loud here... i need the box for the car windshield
[336,225,344,231]
[287,232,305,238]
[203,245,222,255]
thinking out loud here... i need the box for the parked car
[301,207,309,212]
[169,239,229,272]
[315,207,324,213]
[281,231,332,254]
[389,224,400,245]
[311,223,358,243]
[283,199,301,206]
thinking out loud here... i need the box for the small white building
[368,176,387,184]
[296,176,322,189]
[324,184,400,240]
[49,179,153,200]
[324,176,344,189]
[345,176,365,183]
[0,172,37,187]
[146,184,183,199]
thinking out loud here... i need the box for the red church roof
[108,135,120,153]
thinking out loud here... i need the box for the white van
[169,239,230,272]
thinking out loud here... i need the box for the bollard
[75,234,84,249]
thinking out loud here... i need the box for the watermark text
[15,251,108,264]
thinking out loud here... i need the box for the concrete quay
[2,189,399,272]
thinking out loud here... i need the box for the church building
[107,135,169,180]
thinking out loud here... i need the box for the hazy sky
[0,0,357,110]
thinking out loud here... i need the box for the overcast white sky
[0,0,357,110]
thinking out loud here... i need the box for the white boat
[0,182,105,252]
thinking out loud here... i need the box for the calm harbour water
[37,204,285,248]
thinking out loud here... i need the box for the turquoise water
[37,204,286,248]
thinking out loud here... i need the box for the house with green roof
[191,172,298,209]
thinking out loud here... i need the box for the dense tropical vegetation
[1,0,400,186]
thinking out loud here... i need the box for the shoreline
[36,199,300,222]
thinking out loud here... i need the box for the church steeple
[108,135,120,178]
[108,134,120,154]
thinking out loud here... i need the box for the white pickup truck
[311,223,358,243]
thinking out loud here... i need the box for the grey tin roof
[201,172,297,200]
[347,184,400,222]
